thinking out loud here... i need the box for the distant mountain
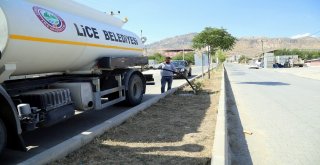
[145,33,320,57]
[145,33,196,55]
[229,36,320,57]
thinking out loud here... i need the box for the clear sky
[73,0,320,44]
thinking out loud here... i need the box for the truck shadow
[225,71,253,165]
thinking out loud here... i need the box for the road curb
[211,65,229,165]
[18,70,207,165]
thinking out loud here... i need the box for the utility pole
[261,40,265,67]
[261,40,265,57]
[141,30,144,56]
[140,30,147,55]
[202,52,204,79]
[182,41,185,61]
[183,48,185,61]
[207,46,211,79]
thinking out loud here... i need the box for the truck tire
[125,74,144,106]
[0,118,7,154]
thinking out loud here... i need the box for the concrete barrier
[18,70,208,165]
[211,65,229,165]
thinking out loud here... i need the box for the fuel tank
[0,0,143,76]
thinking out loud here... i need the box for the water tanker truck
[0,0,153,154]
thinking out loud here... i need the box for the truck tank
[0,0,143,76]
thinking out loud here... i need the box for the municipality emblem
[33,6,66,32]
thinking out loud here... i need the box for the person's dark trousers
[161,76,173,93]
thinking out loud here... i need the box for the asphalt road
[0,65,212,164]
[225,63,320,165]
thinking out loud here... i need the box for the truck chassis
[0,56,153,153]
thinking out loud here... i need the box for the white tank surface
[0,0,143,76]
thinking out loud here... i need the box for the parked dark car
[171,60,192,78]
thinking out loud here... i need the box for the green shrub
[238,55,251,63]
[192,80,204,92]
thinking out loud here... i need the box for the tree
[238,55,251,63]
[192,27,236,78]
[216,49,227,63]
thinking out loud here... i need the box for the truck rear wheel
[126,74,144,106]
[0,118,7,154]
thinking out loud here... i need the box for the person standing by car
[158,57,176,93]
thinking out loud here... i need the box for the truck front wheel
[0,118,7,154]
[126,74,144,106]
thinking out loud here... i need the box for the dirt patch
[52,67,222,165]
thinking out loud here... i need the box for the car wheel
[188,69,192,77]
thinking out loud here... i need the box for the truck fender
[123,69,146,94]
[0,85,27,151]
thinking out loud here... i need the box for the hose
[159,68,197,94]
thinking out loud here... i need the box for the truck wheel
[126,74,144,106]
[0,118,7,154]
